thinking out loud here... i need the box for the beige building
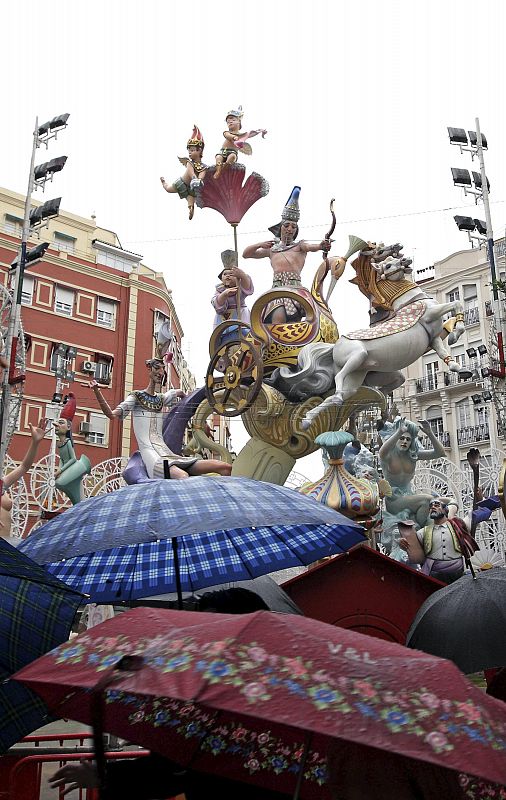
[392,239,506,473]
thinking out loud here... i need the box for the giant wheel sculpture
[83,457,128,497]
[0,283,26,448]
[205,322,264,417]
[30,454,70,513]
[3,454,29,539]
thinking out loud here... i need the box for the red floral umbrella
[14,609,506,798]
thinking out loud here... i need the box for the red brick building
[1,186,195,527]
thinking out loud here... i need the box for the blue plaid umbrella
[19,476,365,603]
[0,538,83,753]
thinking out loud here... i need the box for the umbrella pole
[292,732,310,800]
[171,536,184,609]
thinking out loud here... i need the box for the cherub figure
[214,105,266,180]
[160,125,206,220]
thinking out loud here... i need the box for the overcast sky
[3,0,505,477]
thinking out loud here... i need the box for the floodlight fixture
[468,130,488,149]
[482,390,493,401]
[37,113,70,146]
[49,113,70,131]
[454,216,475,232]
[477,344,488,356]
[52,391,63,404]
[466,347,477,358]
[472,171,490,192]
[451,167,472,187]
[10,241,50,271]
[473,219,487,236]
[34,156,67,185]
[471,393,482,405]
[66,346,77,359]
[29,197,61,228]
[448,127,468,145]
[481,367,490,378]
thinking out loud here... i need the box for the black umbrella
[0,538,83,752]
[406,568,506,674]
[132,575,303,615]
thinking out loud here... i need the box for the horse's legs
[430,336,461,372]
[332,345,368,400]
[424,300,465,344]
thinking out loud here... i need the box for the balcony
[456,424,490,445]
[415,375,440,393]
[464,306,480,326]
[420,431,451,449]
[443,371,475,387]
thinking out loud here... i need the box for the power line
[124,199,506,246]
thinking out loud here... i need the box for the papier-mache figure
[1,418,48,538]
[243,187,336,323]
[160,125,207,220]
[54,393,92,505]
[89,358,232,481]
[398,497,479,584]
[214,105,267,180]
[211,249,254,330]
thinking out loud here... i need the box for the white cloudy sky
[3,0,505,475]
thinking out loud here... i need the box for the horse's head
[372,255,412,282]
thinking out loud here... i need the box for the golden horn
[343,235,369,260]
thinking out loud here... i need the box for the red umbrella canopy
[14,609,506,797]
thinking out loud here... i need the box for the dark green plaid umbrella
[0,537,83,753]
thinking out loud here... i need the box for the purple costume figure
[211,249,253,333]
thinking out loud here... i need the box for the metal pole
[475,117,498,298]
[0,116,39,476]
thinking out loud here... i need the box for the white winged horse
[269,246,467,428]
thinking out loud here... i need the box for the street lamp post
[0,114,69,482]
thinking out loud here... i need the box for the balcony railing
[415,375,440,393]
[443,371,476,387]
[464,306,480,325]
[456,424,490,445]
[420,431,451,449]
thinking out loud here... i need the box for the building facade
[392,239,506,473]
[1,186,196,527]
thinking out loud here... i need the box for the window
[96,250,133,272]
[426,405,443,438]
[154,310,170,336]
[424,361,438,390]
[87,412,107,445]
[95,357,112,384]
[475,405,489,427]
[463,284,477,308]
[55,285,74,316]
[21,275,34,305]
[456,399,471,429]
[446,288,460,303]
[97,297,116,328]
[50,344,76,379]
[54,232,76,254]
[3,213,23,236]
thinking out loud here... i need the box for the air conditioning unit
[79,422,91,434]
[81,360,96,373]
